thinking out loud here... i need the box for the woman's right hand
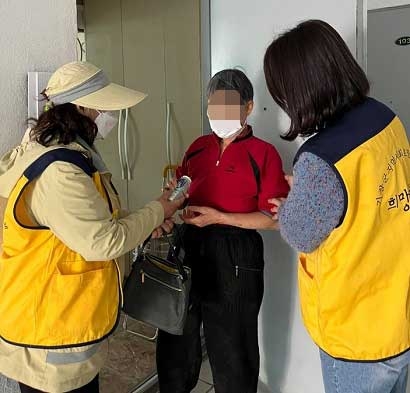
[157,179,186,218]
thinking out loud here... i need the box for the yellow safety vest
[297,98,410,361]
[0,149,120,348]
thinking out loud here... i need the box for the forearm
[83,201,164,260]
[30,162,165,261]
[278,153,344,253]
[219,211,278,230]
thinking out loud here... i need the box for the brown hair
[264,20,369,141]
[30,103,97,147]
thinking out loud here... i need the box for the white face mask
[95,111,118,139]
[208,117,246,139]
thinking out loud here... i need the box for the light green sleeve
[29,161,164,261]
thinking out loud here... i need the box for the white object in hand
[168,176,191,201]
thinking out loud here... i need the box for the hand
[162,178,177,192]
[152,218,175,239]
[180,206,224,227]
[285,175,294,189]
[157,183,188,219]
[268,198,286,220]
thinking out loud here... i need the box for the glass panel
[79,1,209,391]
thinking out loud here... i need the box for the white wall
[211,2,357,392]
[0,0,77,155]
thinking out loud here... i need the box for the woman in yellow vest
[0,61,183,393]
[265,20,410,393]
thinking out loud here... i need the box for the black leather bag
[122,227,191,335]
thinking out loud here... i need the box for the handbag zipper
[140,270,183,292]
[235,265,262,277]
[147,255,181,275]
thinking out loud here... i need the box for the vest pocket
[56,258,110,273]
[44,264,119,345]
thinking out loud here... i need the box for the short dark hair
[264,19,370,141]
[207,69,254,104]
[30,103,97,147]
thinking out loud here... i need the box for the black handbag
[122,226,191,336]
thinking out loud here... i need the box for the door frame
[201,0,211,134]
[356,0,410,72]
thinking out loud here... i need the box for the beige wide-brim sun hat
[44,61,147,111]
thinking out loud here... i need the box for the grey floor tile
[191,380,213,393]
[0,374,19,393]
[101,314,156,393]
[199,358,213,385]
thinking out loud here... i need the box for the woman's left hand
[151,218,175,239]
[180,206,224,227]
[267,174,293,220]
[268,198,287,220]
[285,175,294,189]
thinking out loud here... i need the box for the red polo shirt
[177,126,289,214]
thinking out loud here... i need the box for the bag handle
[164,227,188,281]
[140,226,188,282]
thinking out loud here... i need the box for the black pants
[18,374,99,393]
[157,225,264,393]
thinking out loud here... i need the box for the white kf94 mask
[95,111,118,139]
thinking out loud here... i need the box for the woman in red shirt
[156,69,289,393]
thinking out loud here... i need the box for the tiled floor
[195,357,214,392]
[100,315,157,393]
[192,357,214,392]
[149,357,214,393]
[190,379,214,393]
[100,313,215,393]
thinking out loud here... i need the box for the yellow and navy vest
[0,149,121,348]
[296,98,410,361]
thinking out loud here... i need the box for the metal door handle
[117,109,126,180]
[124,108,132,180]
[166,102,172,167]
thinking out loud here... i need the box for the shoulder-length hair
[264,19,369,141]
[30,103,97,147]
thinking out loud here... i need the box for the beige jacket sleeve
[29,161,164,261]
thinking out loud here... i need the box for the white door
[367,4,410,134]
